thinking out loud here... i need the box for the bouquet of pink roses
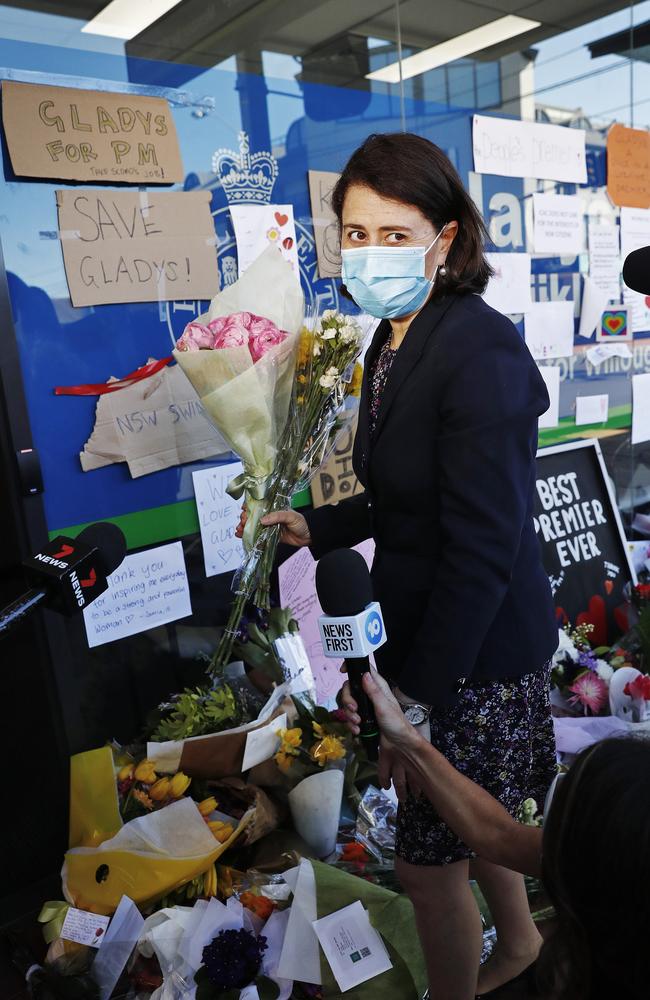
[174,246,304,557]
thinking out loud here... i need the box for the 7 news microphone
[315,547,387,761]
[0,521,126,637]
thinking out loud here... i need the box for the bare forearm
[399,734,543,876]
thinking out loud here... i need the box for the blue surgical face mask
[341,227,446,319]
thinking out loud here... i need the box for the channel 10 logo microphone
[318,601,387,658]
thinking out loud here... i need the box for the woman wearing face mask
[240,133,558,1000]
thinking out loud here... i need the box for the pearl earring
[439,263,447,277]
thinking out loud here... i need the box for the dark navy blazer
[305,292,558,707]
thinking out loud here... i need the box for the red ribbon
[54,356,174,396]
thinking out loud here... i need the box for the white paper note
[312,900,393,993]
[83,541,192,647]
[482,252,532,314]
[575,394,609,425]
[91,896,145,1000]
[624,288,650,333]
[473,115,587,183]
[231,204,299,276]
[586,342,632,367]
[277,860,322,984]
[578,276,611,340]
[588,222,621,299]
[621,207,650,259]
[241,712,286,771]
[533,193,584,254]
[632,372,650,445]
[273,633,316,694]
[61,907,110,948]
[192,461,244,577]
[524,301,575,360]
[537,366,561,429]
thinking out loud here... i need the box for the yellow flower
[198,796,218,816]
[149,777,172,801]
[117,763,134,782]
[169,772,191,798]
[311,735,346,767]
[278,727,302,754]
[275,749,296,773]
[347,362,363,398]
[208,820,234,843]
[134,759,157,784]
[297,329,314,369]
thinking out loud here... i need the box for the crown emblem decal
[212,131,279,205]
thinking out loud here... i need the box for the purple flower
[201,928,267,992]
[578,651,597,672]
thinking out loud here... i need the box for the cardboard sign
[534,440,635,645]
[311,416,363,508]
[308,170,341,279]
[606,124,650,209]
[2,81,183,183]
[56,189,219,306]
[80,360,230,477]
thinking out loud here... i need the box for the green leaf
[593,646,610,656]
[257,974,281,1000]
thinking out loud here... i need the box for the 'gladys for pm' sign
[318,602,387,657]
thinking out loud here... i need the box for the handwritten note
[575,394,609,425]
[586,342,632,367]
[83,541,192,648]
[624,288,650,333]
[632,373,650,445]
[607,124,650,209]
[56,189,219,307]
[482,253,532,314]
[538,366,561,429]
[588,222,621,300]
[1,81,183,183]
[533,193,584,254]
[524,301,575,360]
[230,204,299,275]
[61,907,110,948]
[192,462,244,577]
[620,207,650,260]
[473,115,587,183]
[308,170,341,279]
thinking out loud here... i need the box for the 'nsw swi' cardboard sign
[56,189,219,306]
[534,440,635,645]
[1,81,183,183]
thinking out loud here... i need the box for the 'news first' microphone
[623,245,650,296]
[0,521,127,637]
[315,548,387,761]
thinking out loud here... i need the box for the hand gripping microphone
[0,521,127,637]
[315,548,387,761]
[623,245,650,296]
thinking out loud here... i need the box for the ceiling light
[366,15,541,83]
[81,0,184,40]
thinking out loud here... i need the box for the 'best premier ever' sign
[1,81,184,183]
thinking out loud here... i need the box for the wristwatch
[397,702,432,726]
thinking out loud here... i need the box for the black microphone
[315,548,383,760]
[0,521,126,637]
[623,245,650,296]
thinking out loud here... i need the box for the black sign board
[534,439,636,646]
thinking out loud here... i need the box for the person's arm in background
[361,670,544,876]
[396,313,549,706]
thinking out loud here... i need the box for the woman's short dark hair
[540,737,650,1000]
[331,132,493,298]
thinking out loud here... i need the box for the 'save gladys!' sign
[1,81,184,183]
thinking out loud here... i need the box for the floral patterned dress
[369,333,556,866]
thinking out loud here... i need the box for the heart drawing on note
[218,548,234,564]
[274,211,289,227]
[601,311,627,337]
